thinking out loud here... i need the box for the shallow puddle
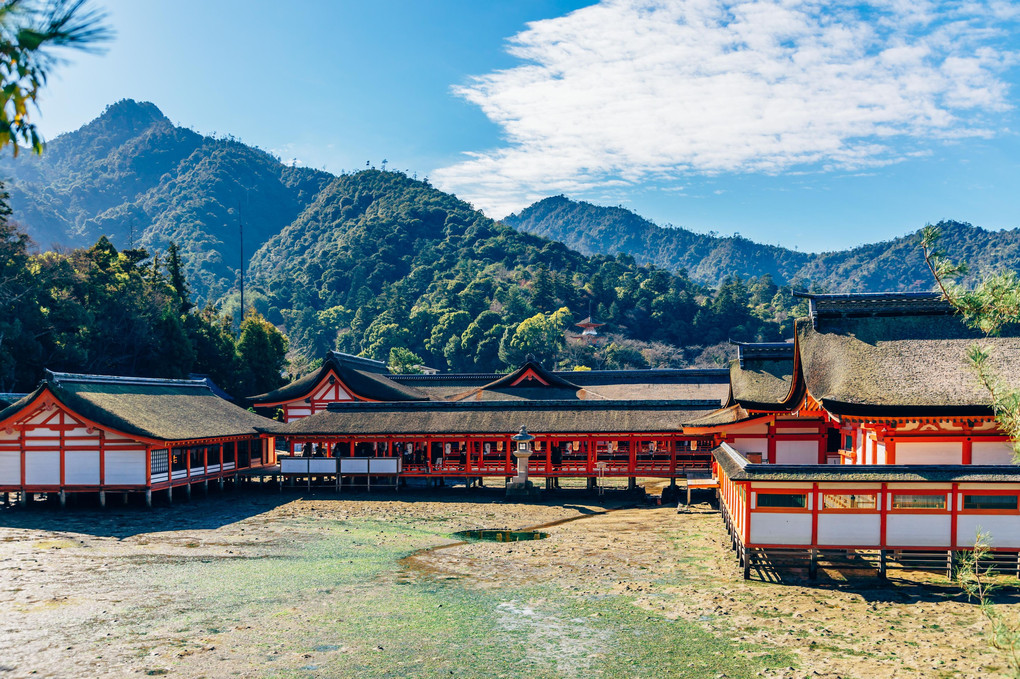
[453,529,549,542]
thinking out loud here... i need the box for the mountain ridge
[503,196,1020,291]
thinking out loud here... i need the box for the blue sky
[36,0,1020,253]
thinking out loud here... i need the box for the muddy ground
[0,480,1013,678]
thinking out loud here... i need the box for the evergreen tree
[236,310,289,396]
[166,242,194,314]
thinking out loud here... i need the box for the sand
[0,484,1012,678]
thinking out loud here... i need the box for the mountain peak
[96,99,169,127]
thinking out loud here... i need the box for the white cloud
[433,0,1018,217]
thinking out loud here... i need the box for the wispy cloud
[433,0,1018,217]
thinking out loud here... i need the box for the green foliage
[498,307,570,367]
[0,218,290,396]
[507,196,1020,293]
[0,0,110,155]
[387,347,424,374]
[0,99,333,301]
[956,531,1020,678]
[923,225,1020,457]
[248,170,799,373]
[236,310,288,396]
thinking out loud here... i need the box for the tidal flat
[0,487,1007,678]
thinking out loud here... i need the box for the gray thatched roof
[0,372,280,442]
[390,368,731,403]
[447,361,586,401]
[728,345,797,410]
[713,444,1020,483]
[684,405,761,429]
[268,399,722,437]
[249,352,428,404]
[797,312,1020,416]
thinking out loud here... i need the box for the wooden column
[962,438,973,465]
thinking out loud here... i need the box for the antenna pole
[239,200,245,322]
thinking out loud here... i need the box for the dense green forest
[0,99,331,302]
[5,99,1015,383]
[247,170,804,373]
[0,184,288,395]
[505,196,1020,291]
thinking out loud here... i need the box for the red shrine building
[690,293,1020,578]
[256,355,729,485]
[0,371,279,506]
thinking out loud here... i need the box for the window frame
[890,493,948,512]
[822,492,878,513]
[754,491,809,511]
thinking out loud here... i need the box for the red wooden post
[810,482,819,549]
[743,481,752,545]
[879,482,888,549]
[99,429,106,488]
[950,482,959,550]
[962,438,973,465]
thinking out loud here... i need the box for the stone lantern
[508,426,537,496]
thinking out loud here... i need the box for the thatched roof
[714,444,1020,483]
[728,342,796,409]
[796,310,1020,416]
[269,399,722,437]
[447,361,586,401]
[0,372,279,442]
[683,404,762,429]
[390,368,731,403]
[249,352,428,405]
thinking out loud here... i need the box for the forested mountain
[248,170,799,373]
[4,99,1012,377]
[505,196,1020,291]
[0,99,332,301]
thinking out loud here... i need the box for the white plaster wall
[340,458,369,474]
[875,443,886,464]
[957,516,1020,548]
[0,450,20,484]
[817,514,881,546]
[749,513,812,545]
[64,450,100,485]
[24,450,59,485]
[886,514,951,547]
[104,450,146,485]
[895,441,963,465]
[774,440,818,465]
[732,438,767,456]
[972,442,1015,465]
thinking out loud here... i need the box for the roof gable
[2,372,278,442]
[250,353,428,405]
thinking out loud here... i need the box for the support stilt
[808,548,818,580]
[20,491,28,507]
[627,477,637,491]
[879,549,887,580]
[203,480,209,495]
[99,490,106,508]
[123,492,129,505]
[167,485,173,505]
[59,490,66,509]
[184,483,191,501]
[587,477,596,491]
[741,546,751,580]
[219,478,225,491]
[3,491,8,507]
[145,489,152,508]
